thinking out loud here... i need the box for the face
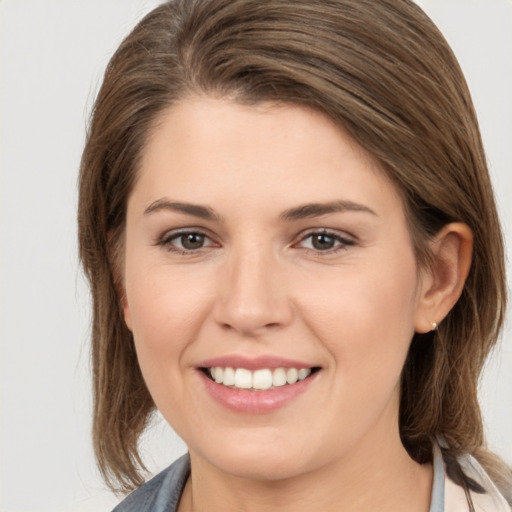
[122,97,428,481]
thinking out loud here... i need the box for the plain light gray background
[0,1,511,511]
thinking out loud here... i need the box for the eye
[297,230,354,253]
[177,232,207,250]
[158,230,216,253]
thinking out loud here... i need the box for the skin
[122,97,472,512]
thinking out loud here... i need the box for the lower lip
[198,370,318,414]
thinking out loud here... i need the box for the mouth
[201,366,321,391]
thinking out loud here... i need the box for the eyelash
[156,228,355,255]
[295,229,355,254]
[156,229,215,254]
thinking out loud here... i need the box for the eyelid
[156,227,218,252]
[154,227,355,255]
[293,228,356,253]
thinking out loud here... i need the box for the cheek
[298,250,420,383]
[123,260,216,396]
[125,254,209,340]
[126,265,246,439]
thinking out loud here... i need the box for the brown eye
[180,233,206,250]
[296,230,354,253]
[158,230,215,253]
[311,233,336,250]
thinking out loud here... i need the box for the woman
[78,0,512,510]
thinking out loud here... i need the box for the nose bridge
[214,239,292,336]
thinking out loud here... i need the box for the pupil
[313,234,334,250]
[182,233,204,249]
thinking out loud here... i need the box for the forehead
[131,96,403,220]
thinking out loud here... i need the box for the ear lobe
[414,223,473,333]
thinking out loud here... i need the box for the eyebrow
[280,200,377,221]
[143,198,377,222]
[144,199,221,221]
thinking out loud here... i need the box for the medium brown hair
[78,0,510,495]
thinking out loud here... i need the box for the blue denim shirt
[113,454,190,512]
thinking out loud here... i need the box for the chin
[210,451,309,482]
[185,433,303,480]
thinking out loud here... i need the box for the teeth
[234,368,252,389]
[272,368,287,387]
[298,368,310,381]
[253,369,273,390]
[223,367,235,386]
[207,366,313,390]
[286,368,298,384]
[213,367,223,383]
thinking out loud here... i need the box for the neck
[179,431,432,512]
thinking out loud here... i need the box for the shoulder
[112,454,190,512]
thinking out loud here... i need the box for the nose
[213,245,293,337]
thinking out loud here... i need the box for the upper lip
[198,355,318,371]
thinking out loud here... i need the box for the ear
[414,223,473,333]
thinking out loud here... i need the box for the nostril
[217,317,287,337]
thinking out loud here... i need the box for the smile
[207,367,314,391]
[197,356,321,413]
